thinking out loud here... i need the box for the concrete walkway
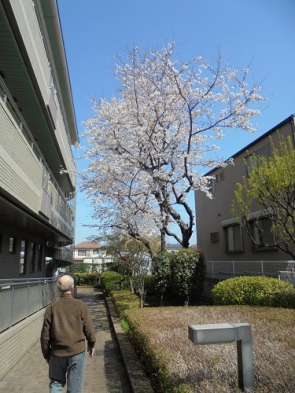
[0,288,132,393]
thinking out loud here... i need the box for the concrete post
[188,323,254,391]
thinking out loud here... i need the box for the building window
[78,250,86,256]
[224,224,243,252]
[9,237,17,253]
[215,171,224,183]
[29,242,36,273]
[246,144,269,176]
[250,217,275,250]
[20,240,27,274]
[37,244,43,271]
[208,178,216,196]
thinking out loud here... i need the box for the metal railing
[0,277,60,333]
[205,260,295,281]
[278,271,295,286]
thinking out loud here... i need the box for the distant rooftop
[74,241,100,249]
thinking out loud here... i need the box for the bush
[129,274,156,295]
[124,311,174,392]
[144,275,157,295]
[74,263,101,273]
[110,290,140,317]
[152,248,206,305]
[212,276,295,308]
[100,271,130,294]
[74,273,100,286]
[152,252,173,301]
[171,248,206,305]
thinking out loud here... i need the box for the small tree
[171,248,206,306]
[96,232,152,306]
[152,248,206,306]
[232,134,295,259]
[151,252,173,305]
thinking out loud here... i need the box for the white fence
[206,260,295,282]
[278,271,295,286]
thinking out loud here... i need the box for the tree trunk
[160,229,166,252]
[129,276,134,293]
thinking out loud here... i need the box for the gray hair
[57,276,74,292]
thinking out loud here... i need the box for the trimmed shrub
[74,273,100,286]
[100,271,130,294]
[110,290,140,317]
[152,248,206,305]
[124,310,174,393]
[212,276,295,308]
[152,252,173,302]
[171,248,206,305]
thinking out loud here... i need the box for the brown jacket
[40,293,96,359]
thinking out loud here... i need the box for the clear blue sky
[57,0,295,245]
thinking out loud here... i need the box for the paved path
[0,288,132,393]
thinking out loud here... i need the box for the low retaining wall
[0,309,45,380]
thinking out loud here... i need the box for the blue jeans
[49,352,85,393]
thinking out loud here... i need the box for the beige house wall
[195,116,295,262]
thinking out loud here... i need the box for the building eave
[203,114,295,176]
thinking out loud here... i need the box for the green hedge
[212,276,295,308]
[125,311,175,392]
[110,290,140,318]
[100,271,129,295]
[74,273,101,286]
[74,263,102,273]
[125,310,190,393]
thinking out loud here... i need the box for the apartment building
[195,115,295,277]
[0,0,78,278]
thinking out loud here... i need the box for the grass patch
[125,305,295,392]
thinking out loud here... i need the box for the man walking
[41,275,96,393]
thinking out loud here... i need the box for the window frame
[9,236,17,254]
[37,244,43,272]
[245,144,269,176]
[224,224,244,253]
[250,216,276,251]
[19,239,27,275]
[29,242,36,273]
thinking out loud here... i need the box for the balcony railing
[0,277,60,333]
[0,75,75,238]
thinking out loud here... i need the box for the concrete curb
[105,296,154,393]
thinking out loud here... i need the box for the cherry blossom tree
[80,42,265,250]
